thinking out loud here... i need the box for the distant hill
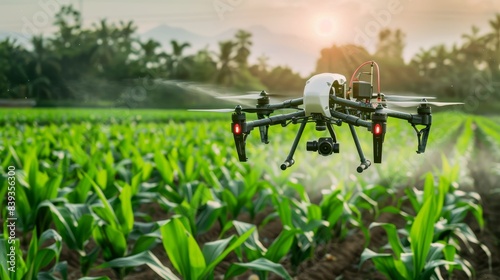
[140,25,318,77]
[0,31,30,46]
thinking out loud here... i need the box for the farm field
[0,108,499,280]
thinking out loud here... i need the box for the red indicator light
[374,123,382,136]
[233,123,241,135]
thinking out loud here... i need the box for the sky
[1,0,499,64]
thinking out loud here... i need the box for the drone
[192,61,463,173]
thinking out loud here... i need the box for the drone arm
[330,96,374,112]
[330,111,372,128]
[267,97,304,110]
[384,110,413,121]
[244,111,305,132]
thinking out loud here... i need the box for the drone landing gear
[412,124,431,154]
[281,119,307,170]
[281,118,341,170]
[348,123,371,173]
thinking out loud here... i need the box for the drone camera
[232,111,248,162]
[352,81,372,99]
[306,137,339,156]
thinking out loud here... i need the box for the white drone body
[303,73,347,117]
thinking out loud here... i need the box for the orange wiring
[349,60,381,93]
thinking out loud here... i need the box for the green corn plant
[269,194,329,271]
[83,170,177,278]
[40,201,98,276]
[215,166,264,223]
[82,170,154,279]
[318,182,371,245]
[157,181,224,236]
[0,228,66,280]
[154,147,201,186]
[401,170,488,264]
[228,221,296,279]
[362,170,476,279]
[361,197,463,279]
[14,149,63,237]
[160,216,272,280]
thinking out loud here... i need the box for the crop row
[0,110,492,279]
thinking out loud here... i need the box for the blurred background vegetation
[0,6,499,112]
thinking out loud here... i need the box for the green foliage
[0,109,492,279]
[361,168,484,279]
[160,216,258,280]
[0,229,65,280]
[40,202,97,275]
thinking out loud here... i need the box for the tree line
[316,15,500,111]
[0,6,498,111]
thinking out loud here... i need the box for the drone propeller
[188,107,278,113]
[380,94,437,101]
[385,101,464,107]
[217,90,290,100]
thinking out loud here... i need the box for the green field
[1,109,499,279]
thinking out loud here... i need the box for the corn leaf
[117,183,134,236]
[161,217,205,280]
[92,224,127,261]
[224,258,292,280]
[233,221,267,259]
[196,200,223,236]
[202,236,233,266]
[82,170,120,230]
[360,249,407,280]
[154,150,173,185]
[200,223,255,279]
[98,251,179,280]
[410,195,435,278]
[265,228,298,263]
[369,223,404,258]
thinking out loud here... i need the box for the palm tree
[0,38,31,98]
[28,36,60,99]
[486,14,500,53]
[461,25,485,64]
[215,40,237,85]
[116,20,138,54]
[140,39,162,68]
[91,19,115,72]
[168,40,191,79]
[234,30,252,68]
[51,5,93,85]
[118,20,137,42]
[411,48,429,72]
[191,46,216,82]
[484,14,500,77]
[257,54,269,73]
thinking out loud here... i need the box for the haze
[1,0,499,74]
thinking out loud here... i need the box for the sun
[314,16,337,38]
[312,15,339,46]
